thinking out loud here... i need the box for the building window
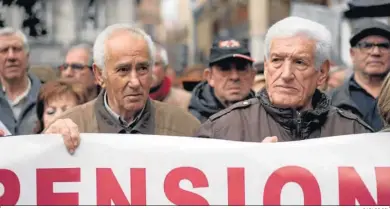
[0,0,53,42]
[79,0,106,41]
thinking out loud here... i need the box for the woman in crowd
[378,74,390,132]
[35,79,88,133]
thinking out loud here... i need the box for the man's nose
[229,68,240,80]
[370,46,381,56]
[128,70,141,88]
[62,67,74,78]
[6,49,17,61]
[280,61,294,81]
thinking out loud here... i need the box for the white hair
[155,43,169,68]
[67,42,93,66]
[93,23,156,72]
[264,16,332,70]
[0,27,29,53]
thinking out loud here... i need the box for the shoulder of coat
[209,98,259,121]
[333,107,374,132]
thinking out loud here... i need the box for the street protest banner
[0,133,389,205]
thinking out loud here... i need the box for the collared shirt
[103,92,145,128]
[349,76,383,131]
[2,78,31,120]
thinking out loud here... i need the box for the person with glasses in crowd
[330,19,390,131]
[188,38,256,123]
[195,17,372,142]
[59,42,100,101]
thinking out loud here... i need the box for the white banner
[0,133,389,206]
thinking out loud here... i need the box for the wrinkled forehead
[0,34,24,48]
[269,36,316,58]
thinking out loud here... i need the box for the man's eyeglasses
[355,42,390,54]
[59,63,91,71]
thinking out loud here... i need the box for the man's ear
[317,60,330,87]
[93,63,105,88]
[203,68,214,86]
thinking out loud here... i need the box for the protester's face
[95,30,152,115]
[151,51,166,88]
[208,58,255,104]
[60,48,96,89]
[0,34,29,81]
[351,35,390,77]
[265,35,328,109]
[43,94,78,129]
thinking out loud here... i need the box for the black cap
[209,38,253,66]
[350,19,390,47]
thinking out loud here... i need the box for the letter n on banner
[96,168,146,205]
[339,167,390,205]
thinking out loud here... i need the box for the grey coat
[0,73,41,135]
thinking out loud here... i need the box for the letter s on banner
[0,169,20,205]
[339,167,390,205]
[36,168,80,205]
[164,167,209,205]
[263,166,321,205]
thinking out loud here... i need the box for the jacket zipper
[296,111,302,140]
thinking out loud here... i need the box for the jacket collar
[0,72,41,105]
[330,76,361,116]
[94,90,155,134]
[259,88,330,138]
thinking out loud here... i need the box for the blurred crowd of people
[1,15,390,149]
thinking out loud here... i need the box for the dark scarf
[258,88,331,139]
[149,76,171,101]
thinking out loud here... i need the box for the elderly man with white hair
[43,24,200,153]
[195,16,373,142]
[0,27,42,135]
[149,42,191,109]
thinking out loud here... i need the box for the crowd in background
[1,15,390,146]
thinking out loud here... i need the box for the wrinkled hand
[44,118,80,154]
[262,136,278,143]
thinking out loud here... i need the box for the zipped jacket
[194,88,372,141]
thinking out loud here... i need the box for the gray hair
[93,23,156,72]
[67,42,93,66]
[154,42,169,68]
[264,16,332,70]
[0,27,29,53]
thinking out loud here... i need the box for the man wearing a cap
[188,38,256,123]
[330,19,390,131]
[195,17,372,142]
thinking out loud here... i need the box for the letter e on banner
[339,167,390,205]
[96,168,146,205]
[0,169,20,205]
[36,168,80,205]
[164,167,209,205]
[263,166,321,205]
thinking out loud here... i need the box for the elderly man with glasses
[330,19,390,131]
[59,42,100,101]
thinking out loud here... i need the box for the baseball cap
[350,18,390,47]
[208,38,254,66]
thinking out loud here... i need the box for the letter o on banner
[263,166,321,205]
